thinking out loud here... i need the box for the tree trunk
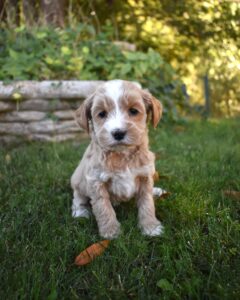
[5,0,20,26]
[40,0,65,27]
[22,0,39,26]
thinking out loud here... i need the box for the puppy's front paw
[140,219,164,237]
[99,220,121,239]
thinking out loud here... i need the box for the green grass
[1,119,240,299]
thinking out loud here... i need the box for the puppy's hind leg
[72,189,91,218]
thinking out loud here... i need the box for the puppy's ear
[141,90,163,128]
[75,94,94,133]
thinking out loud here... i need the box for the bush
[0,25,186,119]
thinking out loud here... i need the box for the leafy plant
[0,26,186,119]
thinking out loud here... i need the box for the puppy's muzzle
[111,129,127,141]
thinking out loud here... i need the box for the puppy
[71,80,165,239]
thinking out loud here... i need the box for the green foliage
[1,119,240,299]
[78,0,240,116]
[0,26,185,119]
[1,0,239,116]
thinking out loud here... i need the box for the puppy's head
[76,80,162,150]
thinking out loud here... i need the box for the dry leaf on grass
[75,240,110,266]
[223,190,240,200]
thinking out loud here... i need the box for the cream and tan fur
[71,80,165,239]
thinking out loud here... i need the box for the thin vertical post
[203,75,210,117]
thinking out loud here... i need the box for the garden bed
[0,80,103,144]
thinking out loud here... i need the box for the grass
[0,118,240,299]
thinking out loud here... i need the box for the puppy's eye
[98,111,107,119]
[129,108,139,116]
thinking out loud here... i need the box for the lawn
[0,119,240,299]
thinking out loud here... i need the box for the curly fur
[71,80,164,239]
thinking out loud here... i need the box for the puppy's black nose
[112,129,126,141]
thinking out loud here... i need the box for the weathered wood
[0,120,81,135]
[0,135,23,145]
[0,133,84,144]
[0,80,127,144]
[27,133,80,142]
[0,122,29,135]
[19,99,63,111]
[0,80,104,100]
[53,110,75,120]
[19,99,82,111]
[0,111,46,122]
[0,101,14,112]
[28,120,81,133]
[0,99,82,112]
[28,120,80,134]
[0,110,76,122]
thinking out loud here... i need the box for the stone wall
[0,81,103,145]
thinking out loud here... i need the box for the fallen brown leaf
[223,190,240,200]
[75,240,110,266]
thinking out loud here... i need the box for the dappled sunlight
[0,0,239,118]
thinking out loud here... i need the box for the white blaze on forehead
[103,80,124,104]
[103,80,126,132]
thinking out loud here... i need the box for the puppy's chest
[99,164,154,200]
[109,168,136,200]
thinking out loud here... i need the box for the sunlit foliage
[0,0,239,116]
